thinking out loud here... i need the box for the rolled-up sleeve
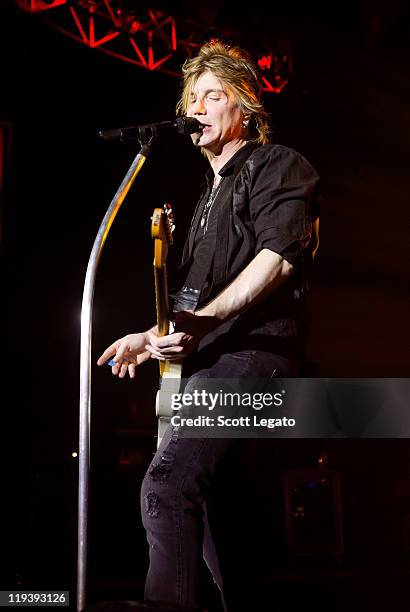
[249,146,320,268]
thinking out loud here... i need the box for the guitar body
[151,206,182,447]
[155,360,182,447]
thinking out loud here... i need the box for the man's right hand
[97,331,153,378]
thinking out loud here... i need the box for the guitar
[151,204,182,447]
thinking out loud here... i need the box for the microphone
[98,116,203,141]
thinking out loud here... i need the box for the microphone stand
[77,132,153,612]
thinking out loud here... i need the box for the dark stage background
[2,1,410,610]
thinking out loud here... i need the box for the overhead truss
[16,0,292,91]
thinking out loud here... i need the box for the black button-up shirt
[171,141,321,360]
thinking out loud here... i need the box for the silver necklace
[200,178,223,233]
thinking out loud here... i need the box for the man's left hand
[144,310,217,360]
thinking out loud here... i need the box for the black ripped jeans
[140,350,297,611]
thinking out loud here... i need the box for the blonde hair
[176,40,270,145]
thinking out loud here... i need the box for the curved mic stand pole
[77,134,153,612]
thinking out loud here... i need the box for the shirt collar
[205,141,259,187]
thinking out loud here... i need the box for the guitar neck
[154,264,169,336]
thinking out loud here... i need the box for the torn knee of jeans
[149,452,174,483]
[171,425,180,442]
[144,490,160,518]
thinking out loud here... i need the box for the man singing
[98,40,320,611]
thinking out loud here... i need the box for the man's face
[186,71,244,153]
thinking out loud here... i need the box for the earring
[242,119,249,128]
